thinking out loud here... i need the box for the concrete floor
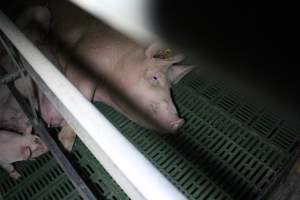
[268,158,300,200]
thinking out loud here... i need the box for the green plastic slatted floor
[0,68,299,200]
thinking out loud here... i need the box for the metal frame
[0,9,186,200]
[0,36,97,200]
[0,68,25,84]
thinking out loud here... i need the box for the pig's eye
[34,137,40,144]
[148,72,161,85]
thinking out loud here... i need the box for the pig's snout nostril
[169,118,185,131]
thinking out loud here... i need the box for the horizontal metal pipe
[0,10,186,200]
[0,68,25,84]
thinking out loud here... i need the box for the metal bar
[0,10,186,200]
[0,69,26,84]
[0,34,39,121]
[0,65,97,200]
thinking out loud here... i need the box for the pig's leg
[58,123,76,152]
[1,163,21,179]
[58,62,96,152]
[64,61,97,99]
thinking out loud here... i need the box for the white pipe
[68,0,157,45]
[0,11,186,200]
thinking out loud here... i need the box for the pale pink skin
[91,44,194,133]
[0,130,48,179]
[49,0,195,133]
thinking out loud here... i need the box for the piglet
[0,130,48,179]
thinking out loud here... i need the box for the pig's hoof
[58,133,76,152]
[58,124,77,152]
[63,140,75,152]
[10,171,21,180]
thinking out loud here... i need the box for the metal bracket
[0,68,26,84]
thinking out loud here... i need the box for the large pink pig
[1,3,194,152]
[49,0,195,133]
[0,130,48,179]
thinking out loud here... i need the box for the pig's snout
[154,99,178,115]
[149,100,184,133]
[169,118,185,132]
[159,100,185,132]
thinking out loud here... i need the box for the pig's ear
[21,146,32,160]
[145,43,161,59]
[164,53,185,64]
[168,65,195,84]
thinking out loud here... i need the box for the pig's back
[49,0,141,52]
[49,0,92,47]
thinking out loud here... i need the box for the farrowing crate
[0,68,299,200]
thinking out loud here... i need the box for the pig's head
[22,134,48,160]
[109,44,194,133]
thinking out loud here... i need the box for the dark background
[151,0,299,117]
